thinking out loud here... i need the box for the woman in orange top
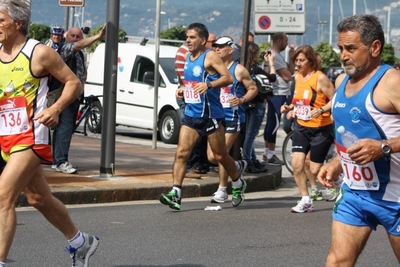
[281,45,336,213]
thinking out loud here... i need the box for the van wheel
[85,101,102,133]
[159,110,181,144]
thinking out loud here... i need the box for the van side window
[131,56,166,87]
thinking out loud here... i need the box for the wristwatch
[241,97,247,104]
[381,140,391,156]
[206,81,212,89]
[320,108,325,114]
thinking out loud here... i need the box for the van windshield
[160,58,178,85]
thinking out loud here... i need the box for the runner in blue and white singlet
[183,48,224,119]
[317,14,400,266]
[206,36,259,204]
[332,63,400,203]
[223,61,246,125]
[160,23,248,211]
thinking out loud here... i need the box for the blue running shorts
[333,188,400,235]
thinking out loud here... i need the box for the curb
[15,166,281,207]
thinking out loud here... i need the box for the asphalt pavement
[16,128,287,207]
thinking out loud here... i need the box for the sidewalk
[16,134,282,207]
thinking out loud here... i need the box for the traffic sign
[253,0,306,34]
[254,0,305,13]
[258,15,272,30]
[59,0,85,7]
[254,13,305,34]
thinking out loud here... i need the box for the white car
[84,42,181,144]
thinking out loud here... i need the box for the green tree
[29,23,50,43]
[86,25,127,53]
[381,43,397,66]
[160,25,187,47]
[257,41,270,64]
[314,42,341,72]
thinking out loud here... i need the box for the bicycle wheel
[85,101,102,133]
[282,131,294,174]
[325,143,337,163]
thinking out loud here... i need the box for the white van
[84,42,181,144]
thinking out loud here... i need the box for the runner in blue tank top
[159,23,249,210]
[207,37,258,204]
[317,14,400,266]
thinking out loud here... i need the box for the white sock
[172,186,181,198]
[218,186,227,192]
[232,178,243,188]
[0,261,6,267]
[302,196,311,203]
[267,150,275,159]
[68,231,84,249]
[264,148,268,156]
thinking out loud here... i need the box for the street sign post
[254,0,305,34]
[59,0,84,7]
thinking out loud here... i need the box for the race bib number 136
[0,97,30,136]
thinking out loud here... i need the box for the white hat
[212,37,234,47]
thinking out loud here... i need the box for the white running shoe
[291,200,314,213]
[66,233,99,267]
[211,190,228,203]
[56,161,77,174]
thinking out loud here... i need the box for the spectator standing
[208,37,258,203]
[50,26,106,174]
[243,43,276,173]
[281,45,335,212]
[0,1,99,266]
[44,25,65,51]
[262,32,295,165]
[231,32,254,62]
[318,14,400,265]
[159,23,247,210]
[206,32,217,49]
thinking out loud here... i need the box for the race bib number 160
[0,97,30,136]
[336,142,380,190]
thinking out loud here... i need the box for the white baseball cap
[212,37,234,47]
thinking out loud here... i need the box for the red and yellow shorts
[1,144,52,164]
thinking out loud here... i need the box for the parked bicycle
[282,130,336,174]
[74,95,102,136]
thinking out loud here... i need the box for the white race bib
[220,87,232,108]
[0,96,30,136]
[183,81,201,104]
[336,142,380,190]
[293,98,311,120]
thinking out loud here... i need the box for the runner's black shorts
[182,115,225,137]
[292,123,334,163]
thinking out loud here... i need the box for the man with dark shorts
[207,36,258,203]
[159,23,248,210]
